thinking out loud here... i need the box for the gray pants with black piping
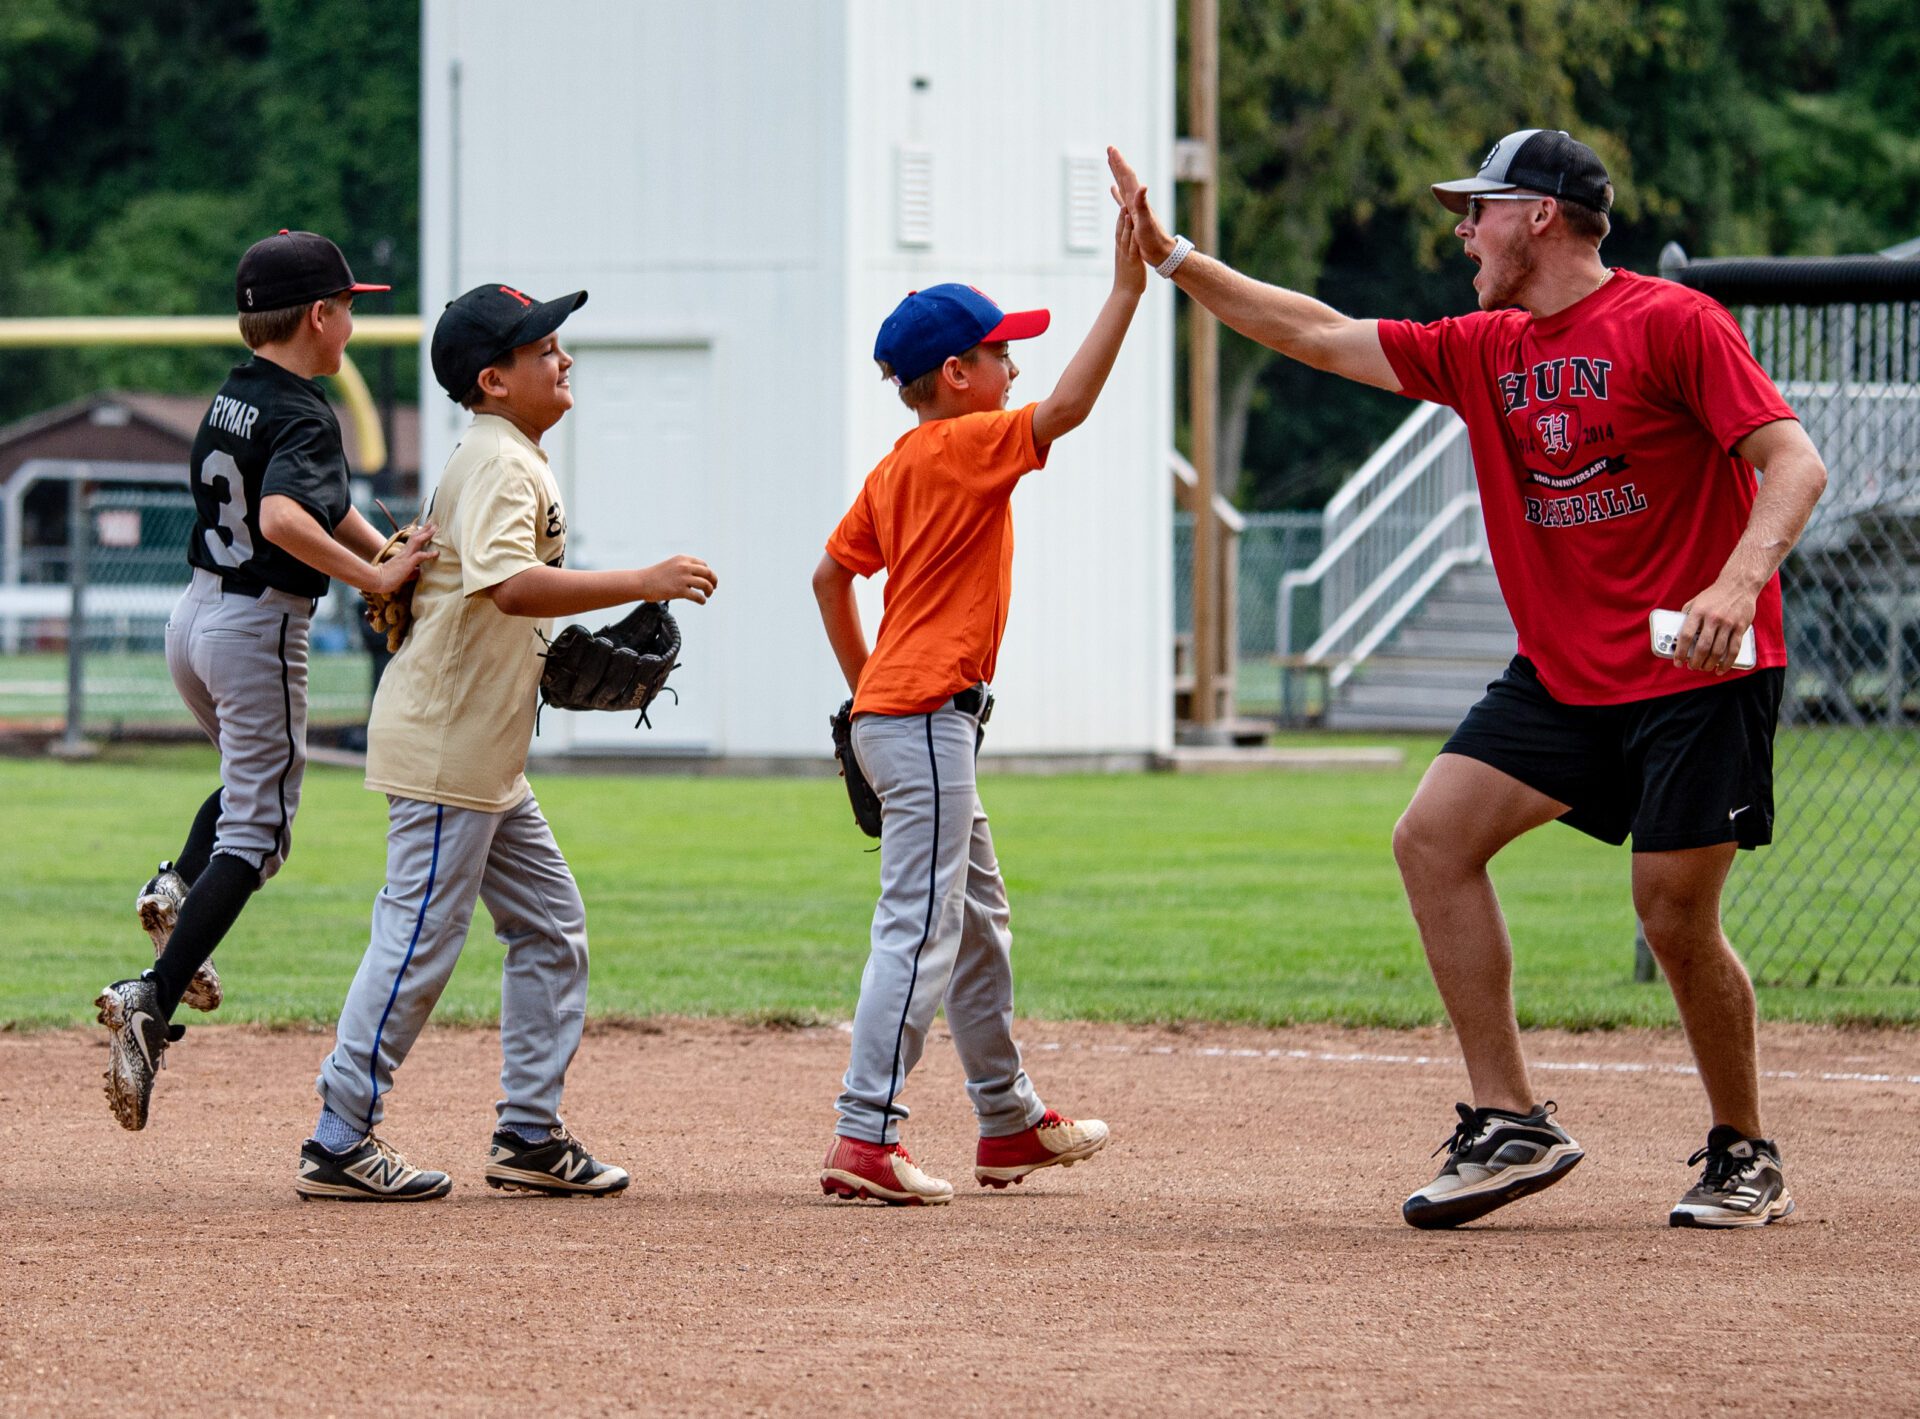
[315,792,589,1135]
[165,567,313,884]
[836,695,1045,1144]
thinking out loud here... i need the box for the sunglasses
[1465,193,1547,223]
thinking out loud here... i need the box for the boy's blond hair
[878,345,980,411]
[238,294,346,351]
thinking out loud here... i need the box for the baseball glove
[362,521,422,654]
[539,601,682,725]
[831,698,882,838]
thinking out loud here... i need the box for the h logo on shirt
[1536,408,1576,462]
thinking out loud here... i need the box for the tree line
[2,1,1915,505]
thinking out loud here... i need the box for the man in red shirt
[1109,131,1827,1230]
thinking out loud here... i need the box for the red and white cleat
[820,1136,954,1206]
[975,1110,1111,1188]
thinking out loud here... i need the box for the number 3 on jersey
[198,450,255,567]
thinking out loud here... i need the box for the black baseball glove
[539,601,681,725]
[830,698,882,838]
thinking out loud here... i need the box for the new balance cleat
[1669,1126,1795,1228]
[975,1109,1111,1187]
[820,1136,953,1205]
[1403,1100,1584,1229]
[94,975,181,1131]
[136,861,221,1012]
[296,1134,452,1202]
[484,1126,629,1197]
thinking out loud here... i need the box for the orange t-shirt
[826,403,1049,716]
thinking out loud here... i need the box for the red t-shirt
[826,403,1048,716]
[1377,269,1796,704]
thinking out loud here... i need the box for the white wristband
[1155,235,1195,279]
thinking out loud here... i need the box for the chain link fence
[1175,511,1321,717]
[1,484,405,740]
[1706,293,1920,987]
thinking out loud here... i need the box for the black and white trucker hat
[1431,129,1612,214]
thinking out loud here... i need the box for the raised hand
[1107,146,1176,267]
[1115,206,1147,295]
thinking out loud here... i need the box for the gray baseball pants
[315,792,589,1134]
[836,696,1044,1144]
[165,568,313,883]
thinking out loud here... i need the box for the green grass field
[2,741,1914,1031]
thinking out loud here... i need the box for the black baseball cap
[235,230,389,313]
[430,284,589,401]
[1432,129,1612,214]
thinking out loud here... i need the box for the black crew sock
[151,853,258,1019]
[172,789,224,887]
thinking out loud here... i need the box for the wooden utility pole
[1187,0,1221,730]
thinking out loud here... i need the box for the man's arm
[811,552,869,695]
[1031,205,1148,447]
[1675,418,1829,673]
[258,495,437,595]
[1106,146,1401,393]
[486,557,716,619]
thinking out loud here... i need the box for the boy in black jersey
[95,231,438,1132]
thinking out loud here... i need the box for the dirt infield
[3,1019,1916,1417]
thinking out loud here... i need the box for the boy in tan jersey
[299,284,716,1202]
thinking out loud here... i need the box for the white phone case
[1649,609,1756,670]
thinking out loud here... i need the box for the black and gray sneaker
[296,1134,453,1202]
[484,1126,629,1197]
[1403,1100,1585,1229]
[1669,1125,1795,1228]
[94,974,183,1131]
[136,861,222,1012]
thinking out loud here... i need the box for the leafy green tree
[1201,0,1920,510]
[0,0,416,425]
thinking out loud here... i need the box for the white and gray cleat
[1669,1126,1795,1228]
[136,861,222,1012]
[1403,1099,1585,1229]
[484,1126,629,1197]
[95,974,181,1131]
[296,1133,453,1202]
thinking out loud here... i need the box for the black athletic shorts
[1443,655,1784,853]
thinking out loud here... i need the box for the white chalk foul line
[832,1021,1920,1087]
[1023,1040,1920,1088]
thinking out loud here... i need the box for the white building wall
[423,0,1172,758]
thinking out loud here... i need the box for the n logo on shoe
[552,1151,591,1182]
[351,1154,410,1191]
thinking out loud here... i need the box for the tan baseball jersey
[365,414,568,811]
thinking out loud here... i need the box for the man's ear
[477,363,511,399]
[306,299,329,335]
[941,353,970,391]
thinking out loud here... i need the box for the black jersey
[186,357,352,598]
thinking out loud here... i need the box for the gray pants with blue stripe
[315,793,589,1134]
[836,698,1044,1144]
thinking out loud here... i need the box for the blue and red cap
[872,284,1050,385]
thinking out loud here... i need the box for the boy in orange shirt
[811,208,1146,1203]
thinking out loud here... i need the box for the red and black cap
[1432,129,1612,214]
[430,283,588,401]
[235,230,389,313]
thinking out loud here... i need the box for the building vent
[895,145,933,248]
[1064,153,1105,253]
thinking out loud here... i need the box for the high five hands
[1108,147,1177,270]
